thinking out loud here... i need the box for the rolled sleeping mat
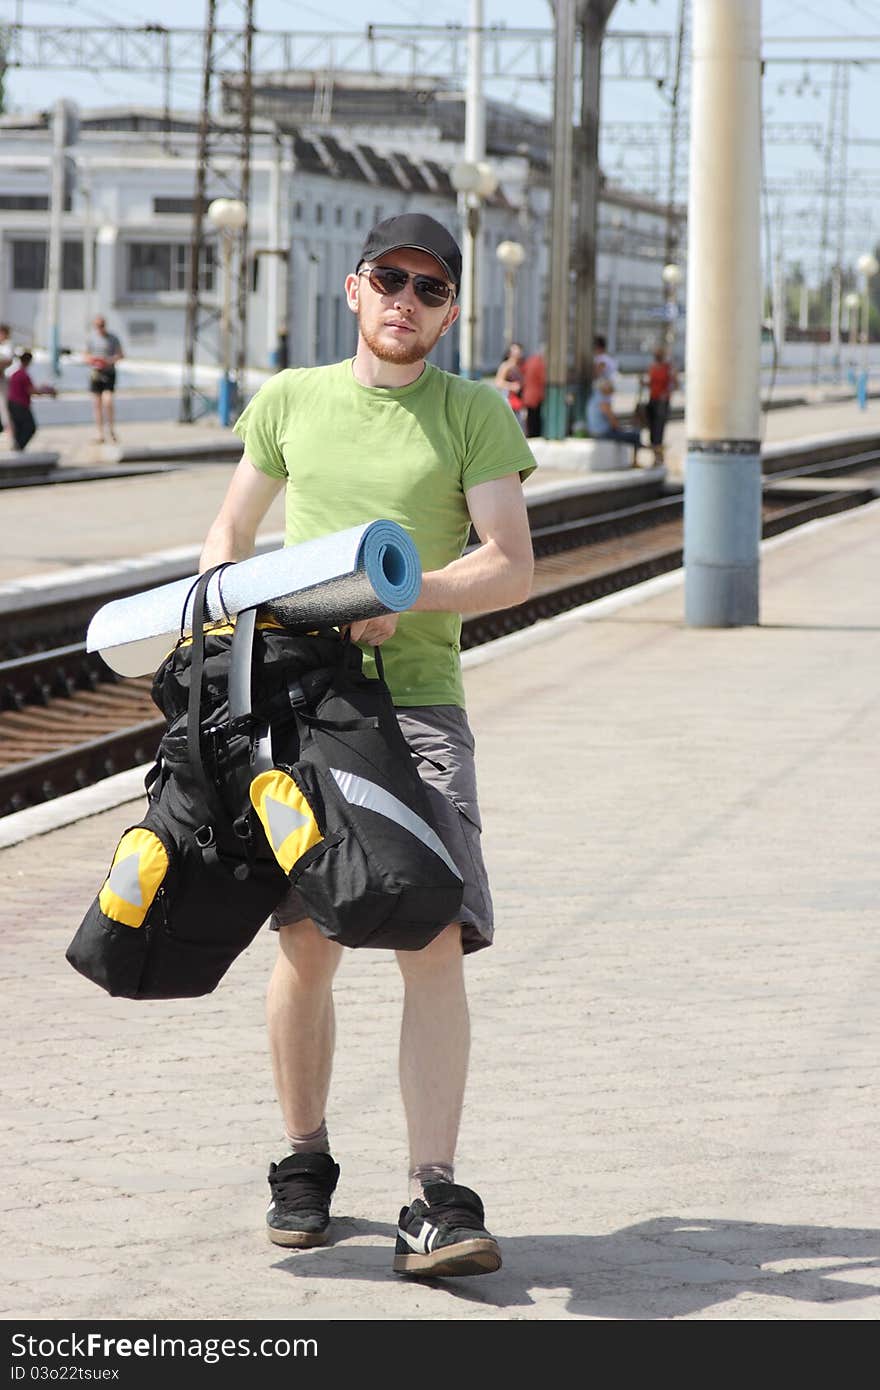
[86,519,422,677]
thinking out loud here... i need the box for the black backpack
[66,567,464,1000]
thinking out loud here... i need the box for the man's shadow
[272,1215,880,1318]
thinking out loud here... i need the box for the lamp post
[856,251,878,382]
[450,159,498,378]
[496,239,525,347]
[207,197,247,425]
[661,261,682,357]
[844,290,861,349]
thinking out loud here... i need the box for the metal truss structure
[179,0,254,424]
[0,23,674,87]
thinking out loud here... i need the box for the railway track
[1,472,877,818]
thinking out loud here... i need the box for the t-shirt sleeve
[233,373,290,480]
[461,382,537,491]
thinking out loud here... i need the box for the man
[199,213,535,1278]
[586,374,642,466]
[640,344,678,465]
[521,347,546,438]
[85,314,124,443]
[7,349,56,450]
[592,333,618,385]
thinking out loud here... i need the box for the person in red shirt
[520,349,546,438]
[7,351,56,451]
[641,346,678,465]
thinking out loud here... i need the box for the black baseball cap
[357,213,462,292]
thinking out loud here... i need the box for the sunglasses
[358,264,455,309]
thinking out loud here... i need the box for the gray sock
[285,1119,330,1156]
[409,1163,454,1203]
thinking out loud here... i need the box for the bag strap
[186,564,233,831]
[229,604,276,781]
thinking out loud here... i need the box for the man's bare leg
[91,393,104,442]
[265,918,343,1248]
[396,923,470,1186]
[267,918,343,1137]
[393,922,501,1276]
[102,391,117,442]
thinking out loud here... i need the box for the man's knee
[275,918,342,987]
[396,922,463,980]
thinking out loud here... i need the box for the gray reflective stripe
[329,767,462,880]
[107,852,143,906]
[264,794,308,851]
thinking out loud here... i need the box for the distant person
[85,314,124,444]
[0,323,14,441]
[520,348,546,438]
[640,346,678,465]
[592,333,618,384]
[494,342,525,419]
[586,375,642,466]
[7,350,56,451]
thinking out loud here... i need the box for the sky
[3,0,880,279]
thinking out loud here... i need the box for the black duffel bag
[66,565,464,999]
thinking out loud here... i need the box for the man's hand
[346,612,399,646]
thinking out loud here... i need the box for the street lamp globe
[856,252,879,279]
[207,197,247,232]
[661,262,683,287]
[844,291,861,311]
[496,240,526,270]
[450,160,498,200]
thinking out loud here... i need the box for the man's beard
[358,305,444,365]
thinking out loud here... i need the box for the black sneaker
[392,1181,502,1277]
[266,1152,340,1248]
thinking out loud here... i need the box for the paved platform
[3,498,879,1321]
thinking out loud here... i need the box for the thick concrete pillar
[684,0,763,627]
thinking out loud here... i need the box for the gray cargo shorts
[270,704,494,953]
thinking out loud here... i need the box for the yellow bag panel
[98,828,169,928]
[250,770,323,874]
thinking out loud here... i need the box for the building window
[315,203,324,225]
[126,241,215,294]
[374,205,383,225]
[294,201,303,221]
[128,242,171,293]
[10,239,83,290]
[316,293,326,362]
[153,197,195,215]
[0,194,49,211]
[354,208,363,229]
[332,295,345,356]
[335,207,344,227]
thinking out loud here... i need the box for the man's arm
[349,472,534,646]
[199,453,284,570]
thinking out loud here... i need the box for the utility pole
[684,0,762,628]
[47,99,77,377]
[571,3,605,422]
[180,0,255,424]
[544,0,577,439]
[662,0,688,354]
[457,0,487,381]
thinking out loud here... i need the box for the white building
[0,94,683,380]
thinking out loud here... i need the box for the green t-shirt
[234,359,536,707]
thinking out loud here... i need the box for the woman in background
[494,342,525,423]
